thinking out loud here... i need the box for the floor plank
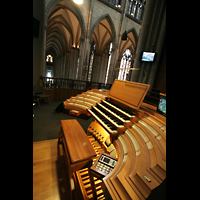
[33,139,70,200]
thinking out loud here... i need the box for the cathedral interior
[33,0,166,199]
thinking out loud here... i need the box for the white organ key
[102,100,134,118]
[98,103,127,123]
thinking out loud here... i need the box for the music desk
[58,119,96,200]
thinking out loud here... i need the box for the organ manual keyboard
[63,89,109,116]
[88,80,150,142]
[59,79,166,200]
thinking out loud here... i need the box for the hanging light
[121,31,127,41]
[73,0,83,4]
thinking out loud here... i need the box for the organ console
[63,89,109,116]
[60,79,166,200]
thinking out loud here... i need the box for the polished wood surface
[75,131,108,200]
[59,119,98,200]
[39,80,166,200]
[61,81,166,199]
[63,89,108,115]
[83,105,166,199]
[60,119,96,163]
[33,139,70,200]
[102,111,166,200]
[83,81,165,198]
[108,80,150,110]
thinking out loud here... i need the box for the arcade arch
[89,15,116,83]
[45,0,85,79]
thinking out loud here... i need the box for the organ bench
[58,119,96,200]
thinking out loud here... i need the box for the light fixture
[73,0,83,4]
[121,31,127,41]
[115,68,147,83]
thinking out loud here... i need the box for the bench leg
[58,127,63,144]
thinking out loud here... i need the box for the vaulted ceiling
[46,1,81,58]
[91,18,137,58]
[46,0,137,61]
[92,19,112,54]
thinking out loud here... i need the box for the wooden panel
[43,89,54,102]
[44,88,84,102]
[108,79,150,110]
[61,119,96,164]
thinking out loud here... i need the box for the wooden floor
[33,139,70,200]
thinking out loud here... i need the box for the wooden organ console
[63,89,109,116]
[60,80,166,200]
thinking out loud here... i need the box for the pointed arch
[89,14,117,48]
[45,0,86,42]
[126,27,138,46]
[119,27,138,60]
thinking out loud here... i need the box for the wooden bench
[58,119,96,200]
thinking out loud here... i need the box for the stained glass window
[88,44,96,81]
[127,0,146,22]
[118,49,132,81]
[106,0,121,7]
[46,54,53,62]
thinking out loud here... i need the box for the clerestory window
[118,49,132,81]
[127,0,146,22]
[46,54,53,63]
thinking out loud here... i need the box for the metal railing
[40,76,112,91]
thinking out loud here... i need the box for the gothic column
[147,6,166,89]
[76,37,85,80]
[64,51,71,79]
[61,53,66,78]
[59,55,63,78]
[54,58,59,77]
[77,0,94,81]
[99,53,109,83]
[56,57,61,78]
[106,0,128,84]
[106,46,117,84]
[91,54,102,82]
[69,47,79,79]
[130,0,166,87]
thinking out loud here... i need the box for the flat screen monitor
[141,52,155,62]
[157,96,166,117]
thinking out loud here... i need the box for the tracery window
[88,44,96,81]
[46,54,53,63]
[118,49,132,81]
[106,0,121,7]
[127,0,146,22]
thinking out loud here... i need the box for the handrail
[40,76,112,91]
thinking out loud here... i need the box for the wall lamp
[121,31,127,41]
